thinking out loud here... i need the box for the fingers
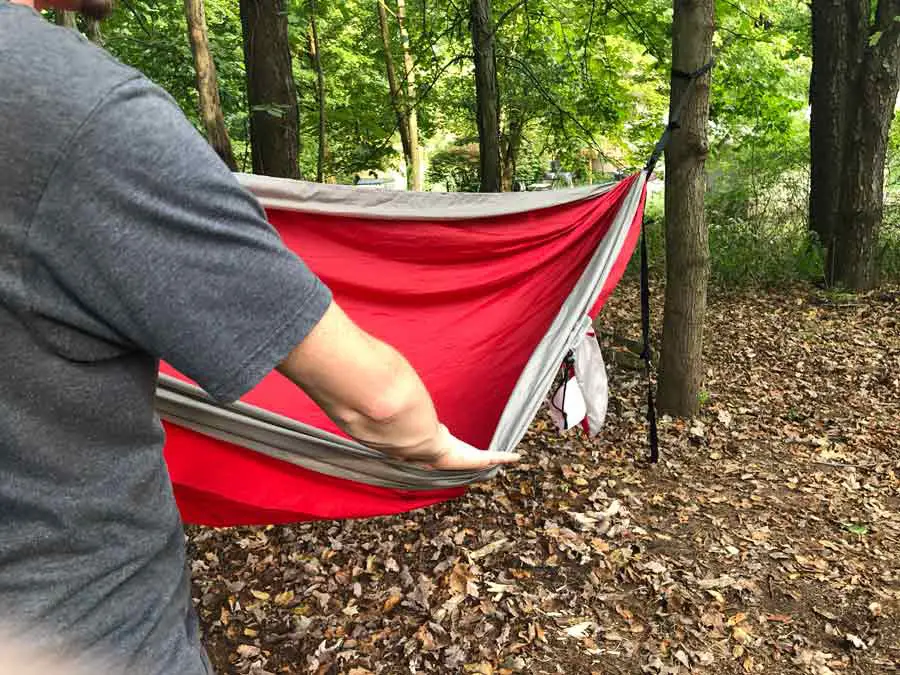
[426,434,521,470]
[430,451,520,470]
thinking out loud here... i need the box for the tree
[809,0,900,290]
[185,0,238,170]
[307,0,328,182]
[85,17,103,43]
[377,0,413,177]
[471,0,501,192]
[657,0,714,417]
[395,0,423,189]
[239,0,302,178]
[55,10,76,29]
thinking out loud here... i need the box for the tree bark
[396,0,422,190]
[500,115,524,192]
[657,0,714,418]
[808,2,865,250]
[377,0,413,173]
[55,10,77,29]
[470,0,501,192]
[85,18,103,44]
[184,0,238,170]
[307,0,328,183]
[809,0,900,290]
[239,0,301,179]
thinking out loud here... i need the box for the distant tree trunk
[307,0,328,183]
[55,10,77,28]
[377,0,413,173]
[396,0,422,190]
[470,0,501,192]
[85,18,103,44]
[657,0,714,418]
[239,0,301,178]
[500,115,524,192]
[810,0,900,290]
[184,0,238,170]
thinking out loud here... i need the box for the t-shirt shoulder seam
[21,73,146,317]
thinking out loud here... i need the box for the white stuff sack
[548,374,587,431]
[547,319,609,435]
[572,326,608,435]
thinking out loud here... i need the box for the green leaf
[868,31,883,47]
[842,523,869,536]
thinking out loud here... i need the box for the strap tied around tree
[671,59,715,81]
[644,57,716,177]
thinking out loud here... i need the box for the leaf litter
[188,282,900,674]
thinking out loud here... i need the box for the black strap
[671,59,715,81]
[637,56,714,464]
[639,223,659,463]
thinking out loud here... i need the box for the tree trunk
[55,10,77,29]
[239,0,301,179]
[307,0,328,183]
[500,115,524,192]
[808,2,865,250]
[185,0,238,170]
[396,0,422,190]
[377,0,413,173]
[657,0,714,418]
[809,0,900,290]
[85,18,103,44]
[470,0,501,192]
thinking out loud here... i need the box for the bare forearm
[276,302,444,461]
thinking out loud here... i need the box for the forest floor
[188,282,900,675]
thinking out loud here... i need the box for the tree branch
[503,53,626,169]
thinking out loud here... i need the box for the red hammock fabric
[162,175,646,526]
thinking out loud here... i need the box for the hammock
[157,170,649,527]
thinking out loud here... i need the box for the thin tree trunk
[470,0,501,192]
[55,10,77,28]
[307,0,328,183]
[396,0,422,190]
[185,0,238,170]
[500,115,524,192]
[657,0,714,418]
[378,0,413,173]
[85,18,103,44]
[239,0,301,179]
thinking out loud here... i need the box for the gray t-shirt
[0,4,331,673]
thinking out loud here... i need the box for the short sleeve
[27,76,332,402]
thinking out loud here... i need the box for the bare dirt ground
[189,282,900,675]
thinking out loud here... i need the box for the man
[0,1,518,672]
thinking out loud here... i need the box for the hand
[419,425,520,470]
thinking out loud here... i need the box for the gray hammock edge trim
[156,376,495,490]
[489,172,647,453]
[235,172,618,221]
[154,173,645,490]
